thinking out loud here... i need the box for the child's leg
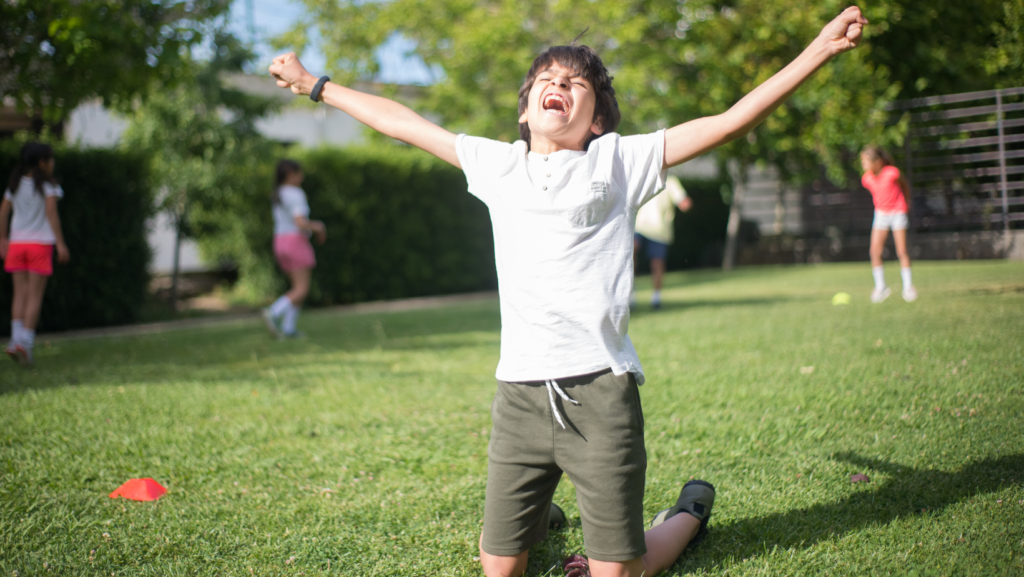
[8,272,28,351]
[479,536,528,577]
[285,267,311,305]
[281,267,312,335]
[650,257,665,292]
[22,273,49,331]
[639,513,701,575]
[892,229,912,270]
[11,272,29,326]
[869,228,888,269]
[478,380,567,577]
[584,496,702,577]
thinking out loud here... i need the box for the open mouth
[542,93,570,115]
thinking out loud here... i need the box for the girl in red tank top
[860,146,916,303]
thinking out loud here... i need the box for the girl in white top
[262,159,326,338]
[0,142,70,367]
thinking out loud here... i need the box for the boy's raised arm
[662,6,867,169]
[269,53,460,168]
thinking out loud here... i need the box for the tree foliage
[121,33,279,298]
[986,0,1024,87]
[278,0,1017,188]
[0,0,232,123]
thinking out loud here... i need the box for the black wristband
[310,76,330,102]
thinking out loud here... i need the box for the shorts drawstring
[545,380,579,429]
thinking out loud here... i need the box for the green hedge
[665,176,731,270]
[191,145,497,305]
[0,143,153,334]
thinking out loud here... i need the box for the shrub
[0,142,153,334]
[191,145,497,305]
[666,176,730,270]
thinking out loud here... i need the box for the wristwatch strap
[310,76,330,102]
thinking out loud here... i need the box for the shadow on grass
[675,452,1024,574]
[0,303,503,395]
[630,296,797,318]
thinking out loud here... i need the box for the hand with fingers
[819,6,868,56]
[269,52,318,96]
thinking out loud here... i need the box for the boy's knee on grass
[479,547,528,577]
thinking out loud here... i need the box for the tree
[0,0,232,129]
[277,0,1015,267]
[121,33,278,308]
[986,0,1024,87]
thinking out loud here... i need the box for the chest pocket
[565,180,613,228]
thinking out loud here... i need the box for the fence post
[903,110,915,235]
[996,90,1011,237]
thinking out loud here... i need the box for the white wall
[147,212,209,274]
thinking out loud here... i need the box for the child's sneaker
[902,286,918,302]
[549,502,566,530]
[563,554,590,577]
[870,287,891,303]
[651,479,716,546]
[6,341,18,364]
[14,344,34,368]
[262,308,282,338]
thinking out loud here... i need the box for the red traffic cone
[109,478,167,501]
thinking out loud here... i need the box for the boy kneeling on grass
[270,7,866,576]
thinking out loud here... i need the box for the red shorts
[4,243,54,276]
[273,233,316,272]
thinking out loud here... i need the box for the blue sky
[226,0,437,85]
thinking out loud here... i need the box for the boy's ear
[519,109,528,123]
[590,116,604,136]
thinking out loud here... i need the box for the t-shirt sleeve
[455,134,516,205]
[618,130,668,209]
[282,188,310,218]
[881,165,901,183]
[2,189,11,201]
[43,182,64,199]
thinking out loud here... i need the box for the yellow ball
[832,292,851,306]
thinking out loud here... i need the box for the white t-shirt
[273,185,310,236]
[456,130,667,384]
[635,175,687,245]
[4,176,64,244]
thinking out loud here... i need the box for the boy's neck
[529,134,587,155]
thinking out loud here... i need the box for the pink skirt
[274,233,316,272]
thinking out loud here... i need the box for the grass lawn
[1,261,1022,576]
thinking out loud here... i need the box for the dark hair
[7,142,55,197]
[861,145,895,167]
[272,159,302,205]
[517,42,620,150]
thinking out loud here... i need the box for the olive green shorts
[481,368,647,562]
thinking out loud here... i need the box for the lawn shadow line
[675,452,1024,573]
[630,295,798,317]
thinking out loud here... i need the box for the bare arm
[45,196,70,263]
[293,215,326,245]
[269,54,460,168]
[663,6,868,168]
[0,198,11,258]
[898,176,912,210]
